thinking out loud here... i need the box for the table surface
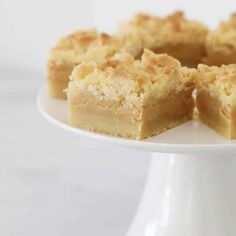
[0,66,149,236]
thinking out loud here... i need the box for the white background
[0,0,235,235]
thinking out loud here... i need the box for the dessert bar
[67,49,194,139]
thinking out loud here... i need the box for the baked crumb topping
[53,29,98,50]
[206,13,236,53]
[68,49,194,103]
[116,11,208,49]
[49,30,122,64]
[197,64,236,104]
[49,29,143,65]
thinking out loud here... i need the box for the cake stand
[37,85,236,236]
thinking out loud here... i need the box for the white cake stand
[37,86,236,236]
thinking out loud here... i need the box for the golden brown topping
[68,49,194,104]
[206,13,236,52]
[112,68,133,80]
[167,10,184,21]
[70,63,96,81]
[117,11,208,49]
[132,13,161,25]
[54,29,98,50]
[89,33,115,48]
[166,11,184,32]
[49,27,144,64]
[142,49,181,68]
[98,59,120,70]
[196,64,236,102]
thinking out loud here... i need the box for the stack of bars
[46,11,236,140]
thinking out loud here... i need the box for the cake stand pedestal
[37,86,236,236]
[127,153,236,236]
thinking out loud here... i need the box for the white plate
[37,85,236,154]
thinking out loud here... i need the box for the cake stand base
[127,153,236,236]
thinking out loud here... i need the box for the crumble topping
[197,64,236,104]
[49,30,121,64]
[68,49,194,104]
[206,13,236,53]
[53,29,98,50]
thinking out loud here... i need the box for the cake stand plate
[37,85,236,236]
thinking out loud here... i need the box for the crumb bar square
[117,11,208,67]
[67,49,194,139]
[196,64,236,139]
